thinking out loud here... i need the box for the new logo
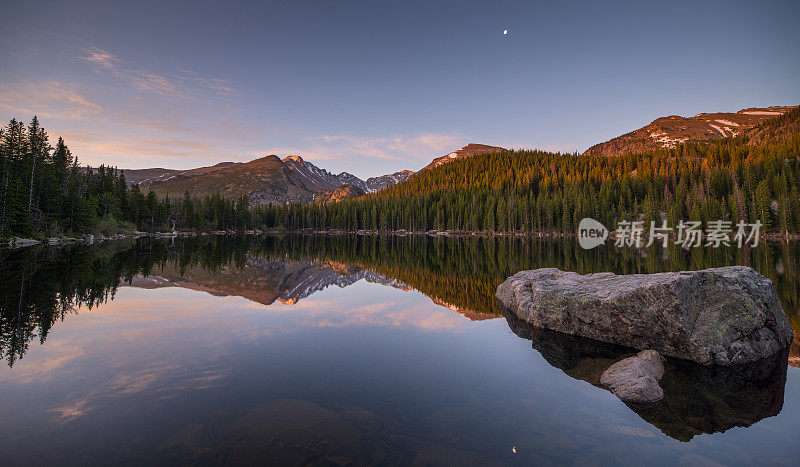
[578,218,608,249]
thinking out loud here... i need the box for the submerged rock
[496,267,793,365]
[600,350,665,403]
[502,308,789,441]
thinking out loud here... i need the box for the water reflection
[501,307,789,441]
[1,234,799,463]
[2,234,799,367]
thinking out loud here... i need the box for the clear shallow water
[0,235,798,465]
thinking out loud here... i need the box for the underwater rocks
[600,350,665,403]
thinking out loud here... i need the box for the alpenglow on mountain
[124,155,415,205]
[117,143,514,206]
[584,105,798,157]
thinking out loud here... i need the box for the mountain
[281,155,351,192]
[118,143,513,206]
[584,105,797,156]
[420,143,506,171]
[136,154,415,205]
[120,162,240,187]
[282,155,414,193]
[364,170,415,191]
[149,155,318,204]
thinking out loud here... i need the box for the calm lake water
[1,235,799,465]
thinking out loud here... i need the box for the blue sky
[1,0,798,177]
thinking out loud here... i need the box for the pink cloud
[0,80,103,119]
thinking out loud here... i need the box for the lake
[1,234,798,465]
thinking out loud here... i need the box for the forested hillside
[256,107,800,234]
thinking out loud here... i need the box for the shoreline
[4,228,800,248]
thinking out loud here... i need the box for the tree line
[3,110,800,238]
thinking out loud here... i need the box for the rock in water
[600,350,665,402]
[495,267,793,365]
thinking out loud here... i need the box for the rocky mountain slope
[134,154,415,205]
[315,184,366,203]
[281,155,352,192]
[148,155,317,204]
[282,156,414,193]
[420,143,506,171]
[364,170,415,191]
[120,162,239,187]
[745,105,800,146]
[584,106,797,156]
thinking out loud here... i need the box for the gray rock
[600,350,665,402]
[84,234,94,244]
[496,267,793,365]
[11,237,41,246]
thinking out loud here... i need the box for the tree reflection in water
[2,234,799,370]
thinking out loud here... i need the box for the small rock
[11,237,41,246]
[600,350,665,403]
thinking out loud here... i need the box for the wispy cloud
[311,133,465,161]
[80,47,236,98]
[81,47,119,69]
[81,47,179,95]
[50,128,253,166]
[0,80,103,119]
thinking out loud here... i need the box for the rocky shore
[6,228,800,248]
[1,229,270,248]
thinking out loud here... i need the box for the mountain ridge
[420,143,506,171]
[124,154,418,205]
[584,105,798,157]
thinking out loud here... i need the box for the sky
[1,0,799,178]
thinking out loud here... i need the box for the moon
[503,29,508,35]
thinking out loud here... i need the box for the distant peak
[252,154,282,163]
[284,155,304,162]
[419,143,505,171]
[460,143,502,150]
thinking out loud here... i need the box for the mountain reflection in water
[0,234,799,462]
[5,233,798,368]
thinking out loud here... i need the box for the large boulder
[496,267,793,365]
[600,350,665,403]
